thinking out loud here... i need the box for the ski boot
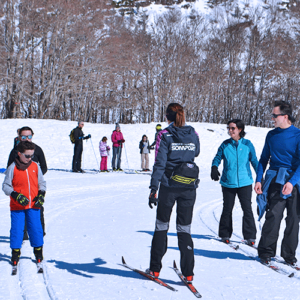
[145,268,159,278]
[11,249,21,266]
[34,246,43,263]
[221,237,230,244]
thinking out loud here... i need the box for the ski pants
[141,153,149,170]
[219,185,256,240]
[72,142,83,171]
[24,206,45,239]
[112,146,122,169]
[258,180,299,262]
[150,185,196,277]
[11,209,44,249]
[100,156,108,171]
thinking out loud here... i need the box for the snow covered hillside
[1,119,300,300]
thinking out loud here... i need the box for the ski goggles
[21,135,33,140]
[21,153,34,159]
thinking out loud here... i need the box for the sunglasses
[271,113,286,118]
[21,135,33,140]
[21,153,34,159]
[227,126,237,131]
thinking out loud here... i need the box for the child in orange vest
[2,141,46,271]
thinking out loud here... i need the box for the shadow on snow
[47,257,177,284]
[0,236,9,244]
[137,230,217,241]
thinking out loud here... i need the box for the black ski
[274,259,300,271]
[121,257,177,292]
[37,262,43,274]
[260,260,294,277]
[172,261,202,298]
[11,265,17,276]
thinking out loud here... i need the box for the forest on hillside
[1,0,300,127]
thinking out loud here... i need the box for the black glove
[11,192,29,206]
[83,134,91,140]
[150,146,154,150]
[149,189,158,209]
[211,166,220,181]
[34,191,45,208]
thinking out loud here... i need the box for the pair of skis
[12,262,43,276]
[121,257,201,298]
[221,239,295,277]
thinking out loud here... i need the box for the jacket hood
[166,123,195,141]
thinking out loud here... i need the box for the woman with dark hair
[147,103,200,283]
[211,119,258,245]
[139,135,151,171]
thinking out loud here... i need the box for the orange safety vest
[10,163,39,211]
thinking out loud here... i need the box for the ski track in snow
[2,119,300,299]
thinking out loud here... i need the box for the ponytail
[166,103,185,127]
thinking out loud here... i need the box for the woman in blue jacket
[211,119,258,245]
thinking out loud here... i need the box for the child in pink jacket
[99,137,110,172]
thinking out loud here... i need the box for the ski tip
[122,256,126,264]
[288,272,295,278]
[173,260,177,269]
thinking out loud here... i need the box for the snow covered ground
[0,119,300,300]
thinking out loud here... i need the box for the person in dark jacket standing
[150,124,162,149]
[147,103,200,283]
[139,135,151,171]
[72,121,91,173]
[7,126,48,239]
[255,101,300,266]
[211,119,258,246]
[111,123,125,171]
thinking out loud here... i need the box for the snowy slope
[1,119,300,300]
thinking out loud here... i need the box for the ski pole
[124,143,130,170]
[90,137,99,170]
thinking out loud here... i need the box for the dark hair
[17,141,35,153]
[166,103,185,127]
[19,126,34,136]
[142,134,148,140]
[274,100,295,123]
[102,136,107,142]
[227,119,246,138]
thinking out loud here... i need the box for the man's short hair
[19,126,34,136]
[78,121,84,125]
[274,101,295,122]
[17,141,35,153]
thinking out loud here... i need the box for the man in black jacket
[7,126,48,239]
[72,121,91,172]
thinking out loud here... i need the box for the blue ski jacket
[212,138,258,188]
[150,123,200,191]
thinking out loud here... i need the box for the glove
[11,192,29,206]
[107,146,110,151]
[83,134,91,140]
[121,139,125,143]
[149,189,158,209]
[150,146,154,150]
[211,166,220,181]
[34,191,45,208]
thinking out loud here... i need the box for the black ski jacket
[7,143,48,175]
[139,140,151,154]
[73,127,84,145]
[150,123,200,191]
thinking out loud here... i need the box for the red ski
[172,261,202,298]
[121,257,177,292]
